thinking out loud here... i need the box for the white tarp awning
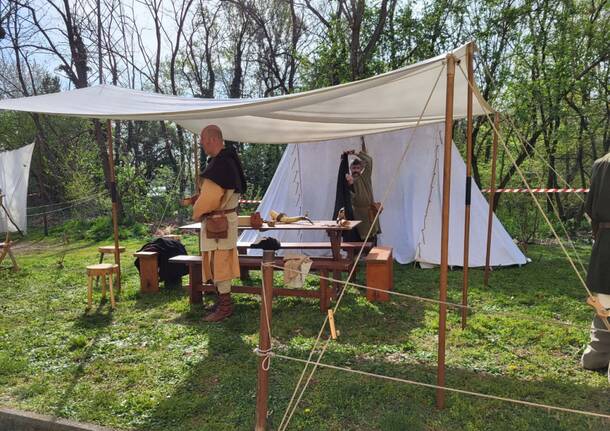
[0,44,491,144]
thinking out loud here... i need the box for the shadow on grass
[135,284,432,431]
[137,323,610,431]
[52,308,114,418]
[132,278,190,310]
[133,258,610,430]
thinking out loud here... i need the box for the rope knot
[254,347,273,370]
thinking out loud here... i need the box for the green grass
[0,236,609,430]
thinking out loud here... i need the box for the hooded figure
[333,152,360,242]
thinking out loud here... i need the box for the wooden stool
[0,240,19,271]
[365,246,393,302]
[161,234,181,242]
[98,245,126,263]
[87,263,119,308]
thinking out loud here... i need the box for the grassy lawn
[1,235,609,430]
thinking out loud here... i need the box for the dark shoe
[203,293,233,322]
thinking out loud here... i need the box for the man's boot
[203,293,233,322]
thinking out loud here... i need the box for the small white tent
[0,143,34,234]
[240,125,527,267]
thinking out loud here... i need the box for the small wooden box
[365,246,393,302]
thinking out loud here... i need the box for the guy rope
[456,62,610,332]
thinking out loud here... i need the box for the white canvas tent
[240,125,527,266]
[0,143,34,234]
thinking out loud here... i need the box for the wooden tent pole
[436,53,455,410]
[255,250,275,430]
[461,42,474,329]
[106,120,121,290]
[483,113,499,287]
[193,133,200,193]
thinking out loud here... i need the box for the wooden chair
[86,263,119,309]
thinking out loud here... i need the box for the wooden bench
[134,251,159,293]
[365,246,393,302]
[237,241,372,256]
[169,254,353,312]
[237,241,372,284]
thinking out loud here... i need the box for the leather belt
[204,208,237,218]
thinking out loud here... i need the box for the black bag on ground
[134,238,189,284]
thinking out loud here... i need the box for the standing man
[192,125,246,322]
[581,152,610,376]
[344,149,381,242]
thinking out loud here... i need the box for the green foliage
[239,143,285,196]
[50,216,149,242]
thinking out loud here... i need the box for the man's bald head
[201,125,224,156]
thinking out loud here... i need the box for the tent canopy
[0,43,491,144]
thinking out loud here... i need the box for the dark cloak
[134,238,188,283]
[333,153,360,241]
[201,147,247,193]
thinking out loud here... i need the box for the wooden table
[176,220,362,310]
[178,220,360,261]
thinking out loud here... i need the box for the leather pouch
[206,214,229,239]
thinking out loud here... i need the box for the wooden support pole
[193,133,200,193]
[106,120,121,291]
[461,42,474,329]
[255,250,275,431]
[437,54,455,410]
[483,113,500,287]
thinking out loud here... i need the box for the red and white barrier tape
[239,190,587,202]
[481,188,589,193]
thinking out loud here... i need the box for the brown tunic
[586,152,610,294]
